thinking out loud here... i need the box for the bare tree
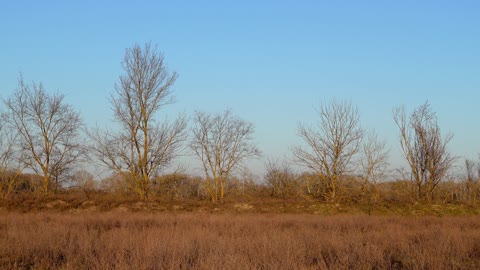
[70,169,97,198]
[90,43,187,200]
[464,158,479,203]
[264,158,298,197]
[293,100,363,202]
[190,110,260,203]
[3,76,84,195]
[0,112,24,199]
[393,102,455,201]
[359,130,390,212]
[360,133,389,186]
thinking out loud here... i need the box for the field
[1,211,480,269]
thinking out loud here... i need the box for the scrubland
[1,210,480,269]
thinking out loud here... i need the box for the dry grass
[3,191,480,216]
[1,212,480,269]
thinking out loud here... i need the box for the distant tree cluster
[0,42,474,204]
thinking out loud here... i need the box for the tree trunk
[42,175,50,196]
[220,178,225,203]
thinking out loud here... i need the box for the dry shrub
[1,212,480,269]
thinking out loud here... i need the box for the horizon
[1,1,479,179]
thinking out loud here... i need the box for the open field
[1,211,480,269]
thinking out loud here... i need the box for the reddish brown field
[1,212,480,269]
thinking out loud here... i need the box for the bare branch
[190,110,260,203]
[293,100,364,202]
[264,157,297,197]
[2,76,85,195]
[89,43,186,200]
[359,130,390,201]
[393,101,455,201]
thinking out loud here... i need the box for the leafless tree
[264,158,298,197]
[190,110,260,203]
[293,100,364,202]
[393,102,455,201]
[89,43,187,200]
[464,158,479,203]
[360,131,389,196]
[359,130,390,212]
[0,112,24,199]
[3,76,84,195]
[70,169,97,198]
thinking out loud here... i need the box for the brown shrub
[1,212,480,269]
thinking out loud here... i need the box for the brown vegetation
[1,212,480,269]
[2,187,480,217]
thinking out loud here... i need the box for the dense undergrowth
[1,191,480,216]
[1,212,480,269]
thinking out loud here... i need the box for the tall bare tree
[293,100,364,202]
[190,110,260,203]
[90,43,187,200]
[3,76,84,195]
[393,102,455,201]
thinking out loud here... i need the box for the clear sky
[1,1,479,177]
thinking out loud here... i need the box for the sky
[1,1,479,177]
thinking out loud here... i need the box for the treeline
[0,42,478,205]
[1,169,479,208]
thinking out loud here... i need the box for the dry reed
[1,212,480,269]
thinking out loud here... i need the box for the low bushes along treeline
[2,170,480,215]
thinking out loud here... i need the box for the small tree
[0,112,24,199]
[90,43,187,200]
[359,130,389,213]
[3,76,84,195]
[264,158,297,197]
[293,100,363,202]
[393,102,455,201]
[71,169,97,197]
[464,158,480,203]
[190,110,260,203]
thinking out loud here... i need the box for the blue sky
[1,1,479,176]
